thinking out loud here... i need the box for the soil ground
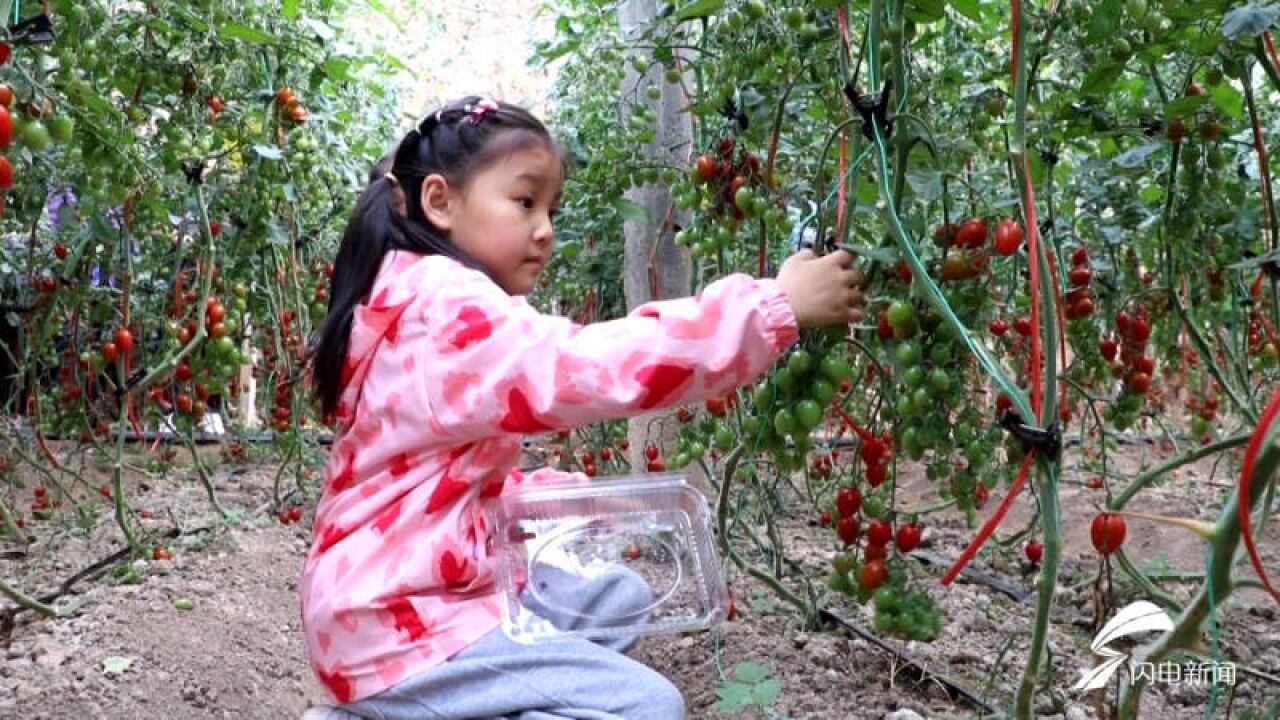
[1,436,1277,719]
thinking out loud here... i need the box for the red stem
[1238,385,1280,607]
[942,451,1036,585]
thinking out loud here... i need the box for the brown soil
[1,439,1277,719]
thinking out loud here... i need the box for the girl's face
[428,141,563,296]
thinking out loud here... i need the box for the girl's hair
[310,96,558,419]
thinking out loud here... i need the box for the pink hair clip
[465,99,500,125]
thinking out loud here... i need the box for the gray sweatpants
[326,564,685,720]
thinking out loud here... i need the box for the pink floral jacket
[300,251,798,703]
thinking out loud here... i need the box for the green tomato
[23,121,51,152]
[714,424,736,451]
[752,383,776,410]
[774,367,797,396]
[833,552,856,574]
[48,116,74,144]
[862,495,886,518]
[773,408,797,436]
[894,342,921,367]
[820,354,852,383]
[886,300,915,331]
[787,349,813,376]
[794,399,823,430]
[810,379,836,404]
[928,368,952,393]
[902,366,925,389]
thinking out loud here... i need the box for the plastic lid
[483,473,729,645]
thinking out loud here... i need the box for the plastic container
[483,472,729,645]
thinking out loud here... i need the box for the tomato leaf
[218,22,276,45]
[710,683,752,712]
[613,197,650,224]
[1163,95,1209,119]
[751,677,783,704]
[1210,81,1243,121]
[673,0,724,22]
[1081,64,1125,95]
[905,0,946,22]
[949,0,984,22]
[905,167,943,202]
[1223,3,1280,40]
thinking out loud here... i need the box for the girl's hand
[776,249,867,329]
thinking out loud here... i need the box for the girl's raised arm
[415,263,799,442]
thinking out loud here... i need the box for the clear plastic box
[483,472,730,645]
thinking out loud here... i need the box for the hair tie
[384,172,400,187]
[464,99,500,125]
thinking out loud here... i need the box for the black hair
[310,96,558,420]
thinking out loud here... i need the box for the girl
[302,96,866,720]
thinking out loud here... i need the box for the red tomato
[0,43,10,67]
[694,154,717,183]
[0,105,12,149]
[1126,372,1151,395]
[860,559,888,590]
[1071,246,1089,266]
[102,341,119,364]
[994,220,1023,256]
[836,487,862,518]
[1014,316,1033,337]
[645,445,659,461]
[953,218,988,249]
[0,156,13,191]
[865,462,888,487]
[866,519,893,547]
[895,523,922,553]
[1099,337,1118,362]
[115,328,134,353]
[1069,267,1092,286]
[836,515,860,545]
[1132,355,1154,376]
[1025,540,1044,564]
[1090,513,1127,555]
[989,319,1009,336]
[819,510,832,527]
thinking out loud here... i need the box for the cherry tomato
[694,154,716,183]
[867,519,893,547]
[836,487,862,518]
[836,515,860,545]
[994,220,1023,256]
[1071,247,1089,266]
[860,559,888,590]
[953,218,988,249]
[102,341,119,364]
[1025,540,1044,564]
[0,156,13,191]
[895,522,922,553]
[115,328,134,353]
[989,319,1009,336]
[0,105,12,149]
[1091,513,1127,555]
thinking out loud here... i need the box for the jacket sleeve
[416,263,799,442]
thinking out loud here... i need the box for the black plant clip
[10,13,55,45]
[999,408,1061,461]
[1243,249,1280,280]
[719,97,748,131]
[843,78,893,140]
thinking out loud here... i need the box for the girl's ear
[420,174,455,231]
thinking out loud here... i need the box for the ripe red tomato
[600,447,612,461]
[994,220,1023,256]
[1129,316,1151,344]
[102,341,119,364]
[646,460,665,472]
[1086,476,1104,490]
[865,462,888,487]
[1099,337,1118,361]
[836,515,860,545]
[1025,540,1044,564]
[836,488,862,518]
[1166,117,1187,142]
[989,319,1009,336]
[1071,247,1089,266]
[206,95,223,114]
[694,154,717,183]
[0,156,13,191]
[176,394,193,414]
[0,84,12,108]
[819,510,832,527]
[1126,372,1152,395]
[175,363,193,382]
[0,43,10,66]
[953,218,988,249]
[895,522,922,553]
[1132,355,1154,375]
[867,519,893,547]
[1069,267,1092,286]
[645,445,659,461]
[115,328,134,353]
[0,105,12,150]
[54,243,68,260]
[1014,316,1033,337]
[860,559,888,590]
[705,397,726,417]
[1090,513,1127,555]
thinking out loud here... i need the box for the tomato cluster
[872,587,942,642]
[674,137,790,261]
[1063,246,1096,320]
[1102,303,1155,430]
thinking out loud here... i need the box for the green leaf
[1164,95,1209,119]
[711,682,753,712]
[1210,81,1243,120]
[1223,3,1280,40]
[950,0,983,22]
[218,22,276,44]
[613,198,650,223]
[282,0,300,19]
[734,662,770,684]
[751,677,783,704]
[1081,64,1125,95]
[325,58,352,83]
[905,0,946,22]
[674,0,724,22]
[253,145,284,161]
[905,167,943,202]
[1140,185,1164,203]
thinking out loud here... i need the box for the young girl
[302,96,866,720]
